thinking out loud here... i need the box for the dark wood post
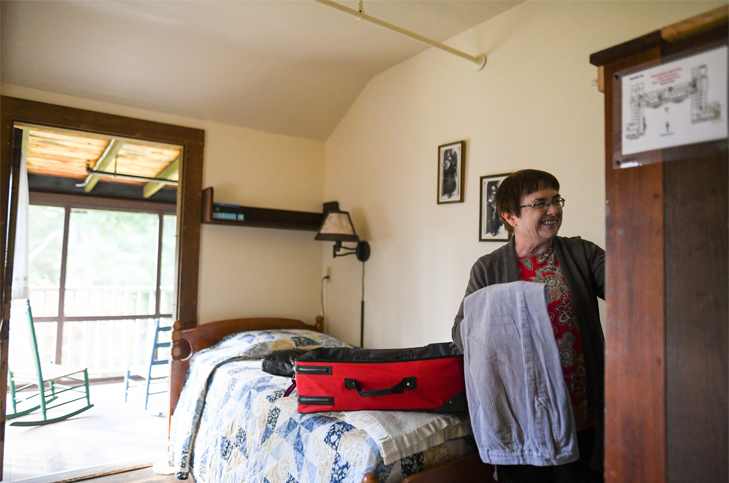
[590,7,728,482]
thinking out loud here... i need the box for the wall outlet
[324,266,332,281]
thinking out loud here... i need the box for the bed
[168,316,495,483]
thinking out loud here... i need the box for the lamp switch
[324,266,332,281]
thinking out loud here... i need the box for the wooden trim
[0,129,24,480]
[29,191,176,214]
[602,46,666,483]
[0,338,7,478]
[589,30,663,67]
[0,96,204,476]
[591,6,729,67]
[1,96,203,331]
[5,456,163,483]
[661,5,729,42]
[48,463,154,483]
[596,65,605,93]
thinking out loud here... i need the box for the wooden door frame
[590,7,728,482]
[0,96,204,479]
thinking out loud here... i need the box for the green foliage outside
[27,205,64,287]
[28,205,177,289]
[66,209,159,287]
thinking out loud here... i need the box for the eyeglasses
[519,198,566,210]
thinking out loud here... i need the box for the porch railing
[10,286,173,380]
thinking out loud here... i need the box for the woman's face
[504,187,563,250]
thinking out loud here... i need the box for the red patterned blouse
[517,247,595,430]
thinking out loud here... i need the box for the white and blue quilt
[169,329,474,483]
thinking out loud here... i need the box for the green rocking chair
[7,300,94,426]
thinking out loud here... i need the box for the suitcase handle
[344,377,417,397]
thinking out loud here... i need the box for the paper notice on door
[621,45,728,155]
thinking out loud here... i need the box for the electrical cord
[360,261,366,348]
[318,264,366,347]
[321,275,330,323]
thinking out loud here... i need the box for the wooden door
[590,7,728,483]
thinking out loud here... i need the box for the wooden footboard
[402,454,494,483]
[357,454,493,483]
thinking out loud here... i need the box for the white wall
[322,1,725,348]
[196,124,325,324]
[1,84,326,326]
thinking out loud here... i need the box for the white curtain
[12,150,29,300]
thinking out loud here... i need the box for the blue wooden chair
[124,318,171,411]
[7,300,94,426]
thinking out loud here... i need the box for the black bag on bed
[262,348,311,377]
[294,342,468,414]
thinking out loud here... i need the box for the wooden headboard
[169,316,324,419]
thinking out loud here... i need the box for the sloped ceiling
[1,1,522,141]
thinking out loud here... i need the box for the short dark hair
[495,170,560,236]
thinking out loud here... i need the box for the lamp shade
[315,211,359,242]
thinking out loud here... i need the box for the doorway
[0,97,204,481]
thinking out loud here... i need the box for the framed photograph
[479,173,511,241]
[437,141,465,204]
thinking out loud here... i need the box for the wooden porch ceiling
[21,124,181,199]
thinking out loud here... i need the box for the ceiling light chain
[313,0,487,71]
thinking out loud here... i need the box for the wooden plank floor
[3,382,168,482]
[75,467,176,483]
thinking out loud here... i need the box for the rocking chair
[124,318,171,411]
[6,300,94,426]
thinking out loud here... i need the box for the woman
[453,169,605,483]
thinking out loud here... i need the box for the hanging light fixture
[315,210,370,262]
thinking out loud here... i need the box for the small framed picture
[479,173,511,241]
[437,141,465,204]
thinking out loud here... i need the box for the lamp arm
[333,241,370,262]
[333,245,358,257]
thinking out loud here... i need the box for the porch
[3,381,169,482]
[5,286,173,482]
[17,285,173,380]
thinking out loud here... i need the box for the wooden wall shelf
[201,187,336,231]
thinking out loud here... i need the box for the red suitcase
[294,342,467,413]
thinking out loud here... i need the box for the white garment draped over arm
[461,281,578,467]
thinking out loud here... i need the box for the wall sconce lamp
[315,210,370,262]
[316,209,369,347]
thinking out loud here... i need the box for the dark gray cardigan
[452,236,605,469]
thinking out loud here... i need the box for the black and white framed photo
[437,141,465,204]
[479,173,510,241]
